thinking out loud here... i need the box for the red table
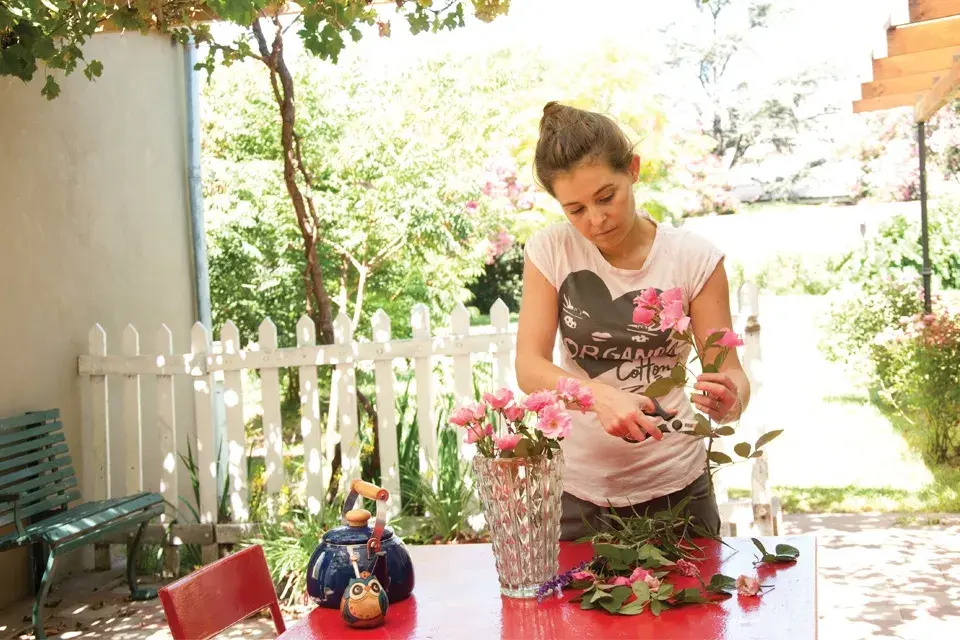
[278,537,817,640]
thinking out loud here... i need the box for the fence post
[372,309,401,515]
[450,303,474,460]
[122,324,143,496]
[335,312,361,497]
[190,322,219,564]
[156,324,179,576]
[297,315,325,515]
[411,304,438,482]
[87,324,111,570]
[258,318,284,515]
[220,320,248,522]
[491,299,513,391]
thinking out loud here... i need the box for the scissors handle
[622,398,684,443]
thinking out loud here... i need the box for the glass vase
[471,451,564,598]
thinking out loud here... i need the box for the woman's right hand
[588,383,664,442]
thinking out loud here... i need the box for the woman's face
[551,155,641,250]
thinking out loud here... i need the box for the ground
[1,513,957,640]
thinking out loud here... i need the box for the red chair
[158,544,287,639]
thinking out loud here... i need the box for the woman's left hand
[693,372,743,423]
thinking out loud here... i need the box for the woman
[515,102,751,540]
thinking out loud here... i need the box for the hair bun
[543,101,563,117]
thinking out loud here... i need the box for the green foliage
[1,2,505,98]
[750,538,799,564]
[467,242,525,314]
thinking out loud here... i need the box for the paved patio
[1,513,957,640]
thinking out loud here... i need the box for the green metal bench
[0,409,164,639]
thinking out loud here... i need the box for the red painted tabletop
[277,537,817,640]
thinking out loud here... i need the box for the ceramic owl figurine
[340,571,389,629]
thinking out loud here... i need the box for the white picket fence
[77,286,774,564]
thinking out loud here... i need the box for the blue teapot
[306,479,415,608]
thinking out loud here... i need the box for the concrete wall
[0,32,198,606]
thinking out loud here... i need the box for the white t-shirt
[523,214,724,507]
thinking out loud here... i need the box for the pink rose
[464,423,493,445]
[643,574,661,591]
[449,402,486,427]
[636,287,660,309]
[660,288,684,306]
[676,559,700,577]
[574,387,595,411]
[736,575,761,596]
[628,567,650,583]
[503,405,526,423]
[483,388,514,410]
[555,377,583,401]
[660,300,689,332]
[495,433,523,451]
[570,571,594,582]
[607,576,632,587]
[632,306,656,326]
[465,200,478,214]
[716,330,744,348]
[537,404,572,439]
[522,390,556,412]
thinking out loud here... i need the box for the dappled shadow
[785,513,960,639]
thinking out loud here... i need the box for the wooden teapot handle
[351,479,390,502]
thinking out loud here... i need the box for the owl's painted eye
[370,581,381,594]
[351,584,364,598]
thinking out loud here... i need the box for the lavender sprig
[536,561,591,603]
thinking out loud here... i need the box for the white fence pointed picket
[85,324,111,570]
[450,303,474,459]
[122,324,143,495]
[490,299,513,391]
[335,312,361,496]
[372,309,401,514]
[258,318,285,499]
[220,320,248,521]
[191,323,219,565]
[411,304,438,479]
[297,315,324,514]
[156,324,177,522]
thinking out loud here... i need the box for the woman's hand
[693,372,743,423]
[589,383,664,442]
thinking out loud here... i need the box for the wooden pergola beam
[861,69,945,98]
[915,59,960,120]
[887,16,960,56]
[853,91,923,113]
[873,45,960,80]
[909,0,960,23]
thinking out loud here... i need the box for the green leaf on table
[580,597,598,610]
[715,425,735,436]
[657,583,675,599]
[671,365,687,384]
[644,546,675,568]
[755,429,784,450]
[674,587,711,605]
[594,543,639,567]
[642,377,679,399]
[600,586,632,613]
[618,600,646,615]
[631,581,651,603]
[570,579,594,590]
[734,442,752,458]
[751,538,769,557]
[706,573,737,594]
[650,599,662,616]
[590,588,613,603]
[774,544,800,560]
[708,451,733,465]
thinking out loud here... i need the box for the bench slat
[0,410,59,431]
[0,421,64,449]
[53,503,166,554]
[0,457,73,491]
[42,494,164,543]
[0,444,69,474]
[0,491,80,529]
[0,467,76,504]
[0,433,65,463]
[0,492,162,544]
[0,476,78,522]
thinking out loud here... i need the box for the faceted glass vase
[471,451,564,598]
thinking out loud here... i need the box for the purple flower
[536,561,590,603]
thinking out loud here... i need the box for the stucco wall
[0,32,198,605]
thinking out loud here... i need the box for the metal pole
[918,121,932,314]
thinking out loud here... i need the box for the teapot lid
[323,508,395,546]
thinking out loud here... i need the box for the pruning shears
[622,398,684,443]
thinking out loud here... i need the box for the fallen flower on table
[736,575,761,597]
[675,558,700,578]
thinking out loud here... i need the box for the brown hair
[533,101,635,195]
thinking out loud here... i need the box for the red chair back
[158,544,286,639]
